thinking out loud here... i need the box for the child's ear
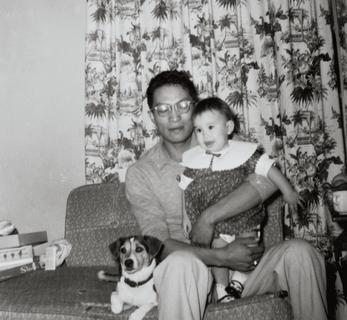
[226,120,234,135]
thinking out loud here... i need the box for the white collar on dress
[180,140,258,171]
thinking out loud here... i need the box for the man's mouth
[169,126,184,132]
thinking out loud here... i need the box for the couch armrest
[263,193,284,248]
[64,182,139,267]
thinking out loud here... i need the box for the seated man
[125,70,328,320]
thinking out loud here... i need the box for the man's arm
[161,237,263,271]
[191,174,278,246]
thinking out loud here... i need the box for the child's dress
[179,140,276,238]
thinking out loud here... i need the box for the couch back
[64,181,284,267]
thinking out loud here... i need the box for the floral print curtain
[84,0,346,256]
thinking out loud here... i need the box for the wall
[0,0,86,241]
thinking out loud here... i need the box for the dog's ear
[109,237,126,260]
[143,236,163,258]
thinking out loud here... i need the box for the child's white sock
[216,283,227,299]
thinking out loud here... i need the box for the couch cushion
[0,266,292,320]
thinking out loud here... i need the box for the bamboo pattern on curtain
[84,0,346,255]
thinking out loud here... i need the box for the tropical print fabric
[84,0,346,258]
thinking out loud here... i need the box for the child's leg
[212,237,235,302]
[218,233,254,300]
[223,225,263,297]
[212,237,230,288]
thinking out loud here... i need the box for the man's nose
[168,108,181,121]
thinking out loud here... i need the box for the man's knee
[165,251,205,270]
[284,239,323,263]
[155,251,208,279]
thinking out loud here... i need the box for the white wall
[0,0,86,241]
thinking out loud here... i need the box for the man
[125,70,328,320]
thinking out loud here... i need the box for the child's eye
[195,128,201,133]
[135,247,143,253]
[208,125,214,130]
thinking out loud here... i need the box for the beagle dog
[106,235,162,320]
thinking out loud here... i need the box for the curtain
[333,0,347,152]
[84,0,346,256]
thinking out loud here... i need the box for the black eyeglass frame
[151,99,194,117]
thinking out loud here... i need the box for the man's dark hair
[146,70,199,109]
[192,97,240,133]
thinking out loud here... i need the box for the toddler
[178,97,303,302]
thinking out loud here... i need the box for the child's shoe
[225,280,244,299]
[216,283,235,303]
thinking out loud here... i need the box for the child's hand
[283,190,305,213]
[182,211,192,239]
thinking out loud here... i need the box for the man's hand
[190,212,215,247]
[216,237,264,271]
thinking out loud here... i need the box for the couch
[0,180,293,319]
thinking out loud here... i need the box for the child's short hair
[192,97,240,133]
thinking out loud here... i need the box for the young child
[178,97,303,303]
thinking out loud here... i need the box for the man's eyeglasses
[152,99,193,117]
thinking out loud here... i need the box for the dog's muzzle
[124,259,134,270]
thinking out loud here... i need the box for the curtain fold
[84,0,346,256]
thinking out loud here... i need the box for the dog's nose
[124,259,134,269]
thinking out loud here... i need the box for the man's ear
[226,120,234,135]
[109,237,125,260]
[143,236,163,258]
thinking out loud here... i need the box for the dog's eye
[120,247,126,254]
[135,247,143,253]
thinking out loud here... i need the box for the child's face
[193,110,234,152]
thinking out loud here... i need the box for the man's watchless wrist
[212,247,227,267]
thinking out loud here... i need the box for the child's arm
[267,165,304,212]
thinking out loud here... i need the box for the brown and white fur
[106,235,162,320]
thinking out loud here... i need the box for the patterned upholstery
[0,181,292,320]
[65,182,138,267]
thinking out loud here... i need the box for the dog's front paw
[129,304,155,320]
[129,309,145,320]
[110,291,123,314]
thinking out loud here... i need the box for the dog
[103,235,163,320]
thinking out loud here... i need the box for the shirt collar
[156,137,197,170]
[208,144,230,158]
[193,141,231,159]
